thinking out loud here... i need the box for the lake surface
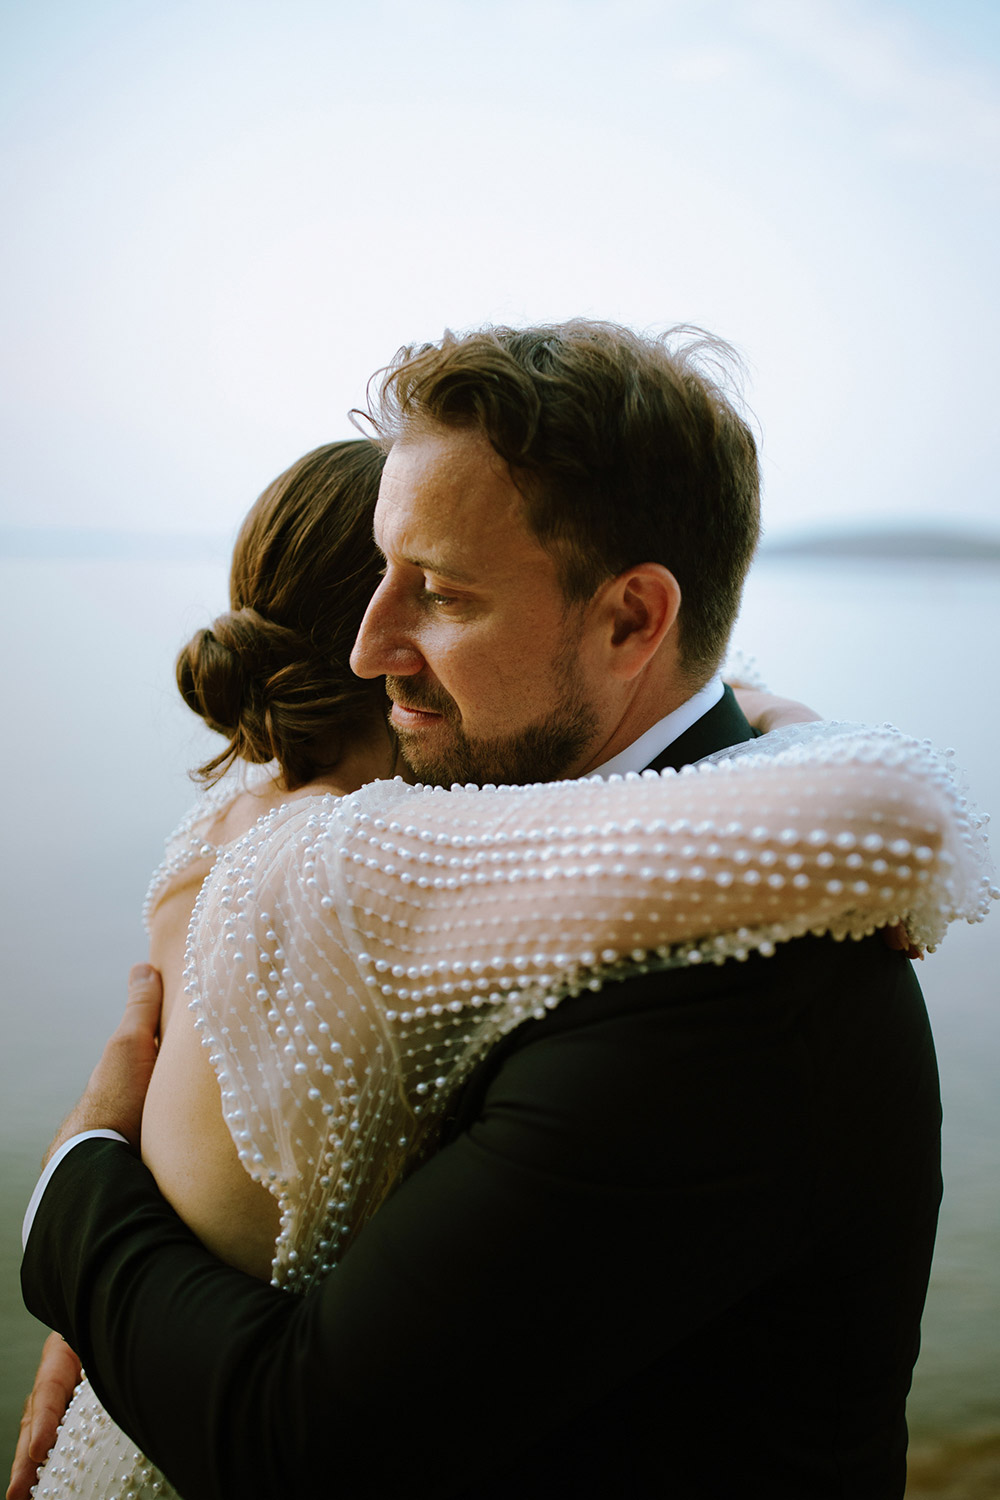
[1,552,998,1489]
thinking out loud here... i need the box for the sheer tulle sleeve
[185,723,994,1287]
[337,724,992,995]
[142,762,277,928]
[185,805,411,1286]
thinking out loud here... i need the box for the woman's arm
[184,725,989,1257]
[331,726,991,1009]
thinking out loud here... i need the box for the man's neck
[586,675,724,779]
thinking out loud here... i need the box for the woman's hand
[6,1333,82,1500]
[882,922,925,961]
[731,686,823,734]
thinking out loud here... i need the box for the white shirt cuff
[22,1130,129,1250]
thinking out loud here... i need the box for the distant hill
[759,528,1000,562]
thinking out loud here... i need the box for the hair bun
[176,607,308,765]
[178,439,387,789]
[209,606,302,675]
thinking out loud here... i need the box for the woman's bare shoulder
[206,773,349,847]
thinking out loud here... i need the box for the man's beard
[386,647,599,788]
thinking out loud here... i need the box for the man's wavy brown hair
[362,321,760,685]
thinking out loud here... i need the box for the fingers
[6,1335,81,1500]
[7,1402,38,1500]
[29,1335,82,1460]
[882,922,924,960]
[118,962,164,1038]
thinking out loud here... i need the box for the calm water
[2,554,998,1485]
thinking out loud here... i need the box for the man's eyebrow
[408,551,478,584]
[377,542,478,586]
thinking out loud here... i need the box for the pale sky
[2,0,998,542]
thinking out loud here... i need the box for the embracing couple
[14,320,992,1500]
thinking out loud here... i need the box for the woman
[24,440,993,1500]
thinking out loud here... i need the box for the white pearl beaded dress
[31,724,994,1500]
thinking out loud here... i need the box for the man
[17,322,941,1499]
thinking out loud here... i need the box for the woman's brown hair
[177,440,386,789]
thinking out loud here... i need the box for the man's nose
[350,581,423,679]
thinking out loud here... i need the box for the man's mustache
[385,676,458,719]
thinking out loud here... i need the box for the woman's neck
[300,721,411,799]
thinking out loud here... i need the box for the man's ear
[597,564,681,680]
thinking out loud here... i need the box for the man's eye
[421,586,457,607]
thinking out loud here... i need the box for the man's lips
[390,701,445,727]
[385,677,454,724]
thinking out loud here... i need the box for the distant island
[759,528,1000,562]
[3,525,1000,565]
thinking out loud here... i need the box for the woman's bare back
[140,773,350,1279]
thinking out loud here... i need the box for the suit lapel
[645,684,760,772]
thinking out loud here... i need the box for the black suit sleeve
[22,974,812,1500]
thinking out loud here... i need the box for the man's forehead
[378,426,511,504]
[373,491,478,584]
[373,429,539,570]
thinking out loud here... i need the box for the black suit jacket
[22,690,942,1499]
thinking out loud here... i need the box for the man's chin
[395,717,597,789]
[394,727,467,788]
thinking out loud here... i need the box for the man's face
[349,425,604,786]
